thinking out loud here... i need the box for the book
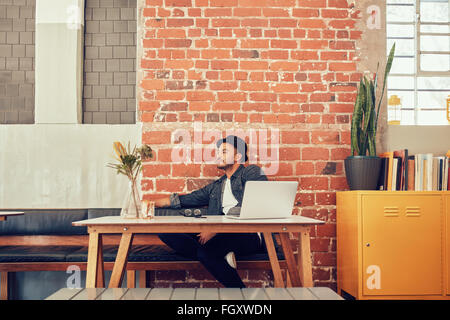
[432,157,438,191]
[396,157,402,191]
[393,149,408,190]
[446,151,450,191]
[392,158,398,191]
[378,157,388,190]
[426,153,433,191]
[423,158,428,191]
[446,156,449,191]
[404,149,409,190]
[407,156,415,191]
[415,154,422,191]
[379,152,394,191]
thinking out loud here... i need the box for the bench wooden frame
[0,234,290,300]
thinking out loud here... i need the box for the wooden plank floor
[46,287,344,300]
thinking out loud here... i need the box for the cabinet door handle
[366,243,370,247]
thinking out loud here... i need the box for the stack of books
[378,150,450,191]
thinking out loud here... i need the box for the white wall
[0,123,142,209]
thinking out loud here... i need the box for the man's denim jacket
[169,164,268,215]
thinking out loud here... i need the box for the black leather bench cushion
[65,245,191,263]
[0,245,284,263]
[65,245,123,263]
[0,246,84,263]
[0,210,88,236]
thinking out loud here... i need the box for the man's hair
[216,135,249,163]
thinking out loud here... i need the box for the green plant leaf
[375,43,396,133]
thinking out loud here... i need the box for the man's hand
[197,232,216,245]
[154,197,171,208]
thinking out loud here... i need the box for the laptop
[225,181,298,219]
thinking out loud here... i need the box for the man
[154,135,268,288]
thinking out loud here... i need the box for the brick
[302,147,329,160]
[165,39,192,48]
[142,164,171,177]
[292,8,319,17]
[4,111,18,123]
[187,91,214,101]
[330,176,349,190]
[315,192,336,205]
[142,130,172,144]
[270,40,297,49]
[100,73,113,85]
[166,19,194,27]
[106,85,121,98]
[120,111,135,124]
[155,179,185,192]
[298,0,326,7]
[281,131,310,144]
[0,44,11,57]
[330,147,351,160]
[240,39,268,49]
[172,164,201,177]
[211,60,238,70]
[300,177,328,190]
[311,131,340,145]
[141,79,164,90]
[269,61,298,71]
[328,0,350,8]
[329,62,356,72]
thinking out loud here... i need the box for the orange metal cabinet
[447,194,450,296]
[337,191,450,300]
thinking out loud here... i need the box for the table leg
[96,236,104,288]
[86,232,103,288]
[1,272,8,300]
[279,233,302,287]
[109,232,134,288]
[263,232,284,288]
[297,228,313,287]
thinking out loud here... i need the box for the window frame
[386,0,450,125]
[417,0,450,76]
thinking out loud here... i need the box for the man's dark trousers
[158,233,265,288]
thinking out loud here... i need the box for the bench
[0,208,287,300]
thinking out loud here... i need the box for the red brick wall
[138,0,361,289]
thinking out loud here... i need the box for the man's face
[216,143,239,169]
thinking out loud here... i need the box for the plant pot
[344,156,382,190]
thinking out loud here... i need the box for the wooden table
[0,211,24,221]
[46,287,343,300]
[72,215,324,289]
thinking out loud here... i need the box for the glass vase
[120,180,142,219]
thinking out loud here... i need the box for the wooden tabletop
[73,215,324,227]
[46,287,344,300]
[0,211,24,221]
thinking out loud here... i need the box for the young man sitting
[154,135,268,288]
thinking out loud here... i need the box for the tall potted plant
[344,44,395,190]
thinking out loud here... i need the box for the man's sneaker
[225,251,236,269]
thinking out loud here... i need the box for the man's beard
[217,162,233,170]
